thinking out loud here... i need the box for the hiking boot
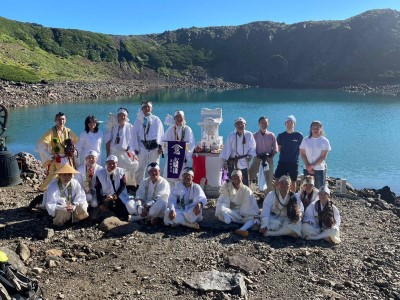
[234,229,249,237]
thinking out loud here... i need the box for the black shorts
[274,162,299,181]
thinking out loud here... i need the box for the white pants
[302,223,341,244]
[111,149,138,186]
[136,148,160,185]
[215,204,254,225]
[53,203,89,226]
[261,215,302,237]
[126,199,166,219]
[164,208,203,225]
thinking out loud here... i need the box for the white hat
[118,108,129,116]
[86,150,98,158]
[234,117,246,125]
[182,167,194,177]
[319,186,331,195]
[174,110,184,117]
[106,155,118,162]
[147,162,160,172]
[285,115,296,123]
[231,169,242,177]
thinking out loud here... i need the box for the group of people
[34,102,340,244]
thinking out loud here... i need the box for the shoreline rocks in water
[0,75,247,108]
[341,83,400,97]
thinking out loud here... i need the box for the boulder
[183,270,247,297]
[0,247,28,274]
[16,242,30,261]
[99,217,140,236]
[226,255,262,273]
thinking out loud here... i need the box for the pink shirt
[253,130,278,155]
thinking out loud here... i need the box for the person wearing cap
[302,186,341,244]
[274,115,304,192]
[132,101,165,187]
[298,175,319,209]
[104,107,138,191]
[126,162,170,224]
[162,110,195,188]
[164,167,207,229]
[94,155,130,221]
[215,169,260,237]
[76,115,103,167]
[259,175,304,237]
[35,112,79,192]
[220,117,256,186]
[75,150,103,208]
[300,120,331,189]
[45,164,89,226]
[249,116,278,194]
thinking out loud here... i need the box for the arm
[260,191,274,229]
[115,174,127,197]
[333,205,341,227]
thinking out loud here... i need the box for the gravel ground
[1,184,399,300]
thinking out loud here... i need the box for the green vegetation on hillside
[1,9,400,87]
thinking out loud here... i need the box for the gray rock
[183,270,247,297]
[38,228,54,239]
[16,242,30,261]
[0,247,28,274]
[32,267,44,274]
[99,217,140,236]
[226,254,262,273]
[374,280,389,288]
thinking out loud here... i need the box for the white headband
[106,155,118,162]
[141,101,153,108]
[174,110,184,117]
[118,108,128,116]
[147,163,160,172]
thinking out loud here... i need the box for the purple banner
[166,141,186,179]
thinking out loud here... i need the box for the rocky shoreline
[0,153,399,299]
[0,73,247,108]
[341,83,400,97]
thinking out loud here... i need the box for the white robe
[75,163,103,206]
[95,167,129,204]
[164,181,207,225]
[76,130,103,166]
[302,200,341,244]
[260,190,304,237]
[220,130,256,169]
[126,176,170,218]
[46,178,87,217]
[216,181,259,224]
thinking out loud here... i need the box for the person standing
[162,110,195,188]
[274,115,303,192]
[132,101,164,187]
[220,117,256,186]
[36,112,79,192]
[249,116,278,194]
[300,120,331,189]
[104,108,138,190]
[76,115,103,167]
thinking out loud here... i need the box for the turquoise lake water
[4,88,400,195]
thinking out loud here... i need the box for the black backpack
[0,262,44,300]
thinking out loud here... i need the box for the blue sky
[1,0,400,35]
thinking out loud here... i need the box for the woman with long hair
[76,115,103,167]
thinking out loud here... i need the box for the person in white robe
[298,175,319,209]
[132,101,165,186]
[162,110,195,188]
[220,117,256,186]
[46,164,88,226]
[94,155,130,221]
[104,108,138,189]
[127,162,170,224]
[75,150,103,208]
[302,186,341,244]
[260,175,304,237]
[215,170,260,237]
[164,168,207,229]
[76,115,103,167]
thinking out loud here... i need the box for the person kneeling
[259,175,304,237]
[94,155,131,221]
[46,164,89,226]
[215,170,260,237]
[302,186,341,244]
[164,168,207,229]
[127,162,170,224]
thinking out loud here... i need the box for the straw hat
[54,164,80,174]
